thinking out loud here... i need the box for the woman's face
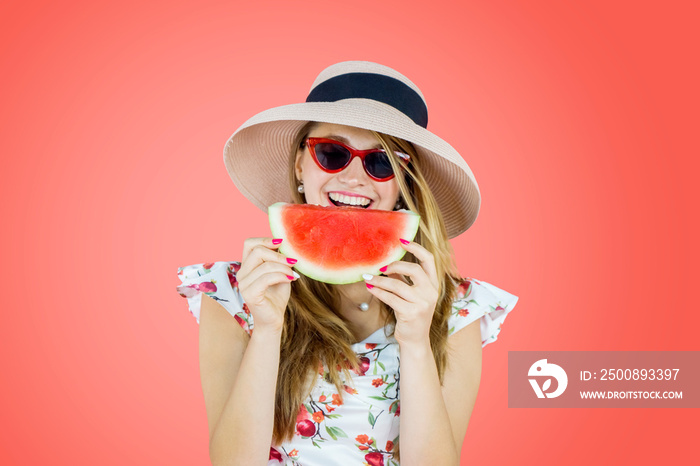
[294,123,401,211]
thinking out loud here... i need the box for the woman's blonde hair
[273,122,460,460]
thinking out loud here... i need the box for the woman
[177,61,519,466]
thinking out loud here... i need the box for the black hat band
[306,72,428,128]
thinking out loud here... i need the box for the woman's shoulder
[448,276,519,347]
[176,261,253,335]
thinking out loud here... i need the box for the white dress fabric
[177,261,519,466]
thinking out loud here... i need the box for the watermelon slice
[268,202,421,284]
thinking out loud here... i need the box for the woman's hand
[236,237,298,334]
[363,239,440,346]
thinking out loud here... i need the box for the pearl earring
[297,183,305,193]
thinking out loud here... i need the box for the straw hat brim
[223,98,481,239]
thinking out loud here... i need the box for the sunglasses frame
[304,137,410,182]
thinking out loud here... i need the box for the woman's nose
[337,156,368,185]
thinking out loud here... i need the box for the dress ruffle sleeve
[176,261,253,335]
[448,277,519,347]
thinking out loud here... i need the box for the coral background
[1,0,697,464]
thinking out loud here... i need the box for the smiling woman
[176,61,519,466]
[294,123,403,211]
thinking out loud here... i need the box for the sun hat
[223,60,481,239]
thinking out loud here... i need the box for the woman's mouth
[327,192,372,209]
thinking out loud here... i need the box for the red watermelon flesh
[268,202,421,284]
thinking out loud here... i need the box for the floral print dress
[177,261,519,466]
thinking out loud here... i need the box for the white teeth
[328,192,371,206]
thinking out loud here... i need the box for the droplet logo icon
[528,359,568,398]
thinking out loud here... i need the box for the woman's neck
[335,281,388,342]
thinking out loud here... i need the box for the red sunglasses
[304,137,410,182]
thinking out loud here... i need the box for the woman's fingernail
[286,275,295,280]
[272,238,283,245]
[366,283,374,290]
[287,258,297,265]
[379,266,388,273]
[399,238,410,245]
[292,271,301,279]
[362,273,373,281]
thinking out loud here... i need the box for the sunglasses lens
[365,152,394,180]
[314,143,351,171]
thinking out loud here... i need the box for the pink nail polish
[399,238,410,245]
[286,275,295,280]
[272,238,283,245]
[286,258,297,265]
[379,266,388,273]
[366,283,374,289]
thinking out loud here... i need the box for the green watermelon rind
[268,202,421,285]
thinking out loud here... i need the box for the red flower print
[233,315,248,333]
[458,308,469,317]
[331,394,343,406]
[319,395,326,402]
[365,343,377,350]
[242,303,250,315]
[390,400,401,416]
[353,356,369,375]
[355,356,371,375]
[296,404,309,422]
[269,447,282,462]
[365,452,384,466]
[296,419,315,437]
[203,262,215,270]
[343,385,358,395]
[355,434,370,444]
[386,440,394,451]
[227,270,238,288]
[312,411,324,423]
[289,449,299,458]
[326,405,335,413]
[228,262,241,273]
[371,378,384,387]
[196,281,217,293]
[176,285,198,299]
[457,279,472,299]
[358,445,370,451]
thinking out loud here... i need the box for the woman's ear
[294,150,305,180]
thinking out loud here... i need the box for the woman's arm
[398,319,482,465]
[201,237,295,465]
[364,240,482,465]
[199,293,283,466]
